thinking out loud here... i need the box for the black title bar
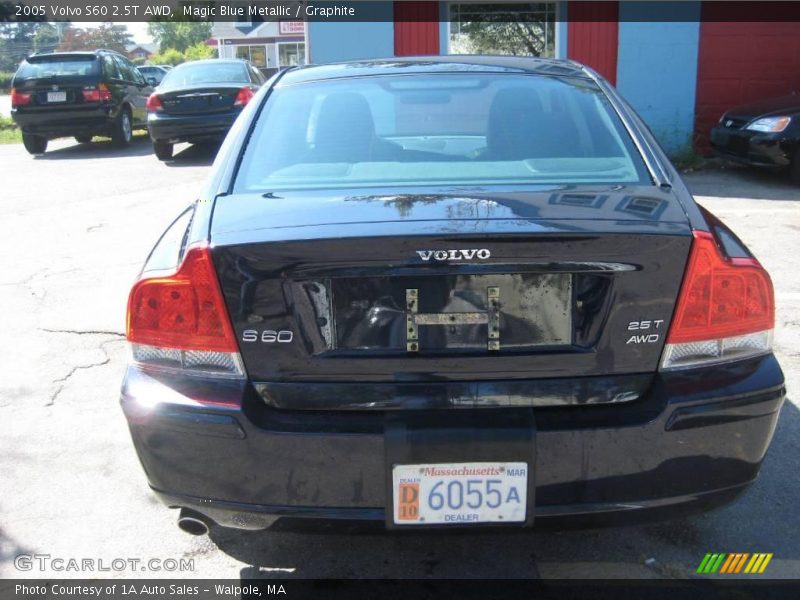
[2,1,800,23]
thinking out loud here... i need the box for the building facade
[297,1,800,155]
[213,19,307,79]
[126,43,157,62]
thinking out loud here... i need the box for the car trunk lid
[208,186,692,400]
[157,85,245,115]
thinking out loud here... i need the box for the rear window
[15,55,99,81]
[159,62,248,90]
[234,73,651,192]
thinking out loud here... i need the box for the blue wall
[308,12,394,63]
[616,2,701,153]
[556,1,568,58]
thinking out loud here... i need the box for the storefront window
[250,46,266,67]
[278,42,306,67]
[449,2,556,57]
[235,45,267,68]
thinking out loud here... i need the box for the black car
[710,93,800,183]
[121,57,784,534]
[10,50,152,155]
[137,65,171,87]
[146,59,265,161]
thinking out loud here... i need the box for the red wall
[567,1,619,85]
[394,1,440,56]
[695,2,800,151]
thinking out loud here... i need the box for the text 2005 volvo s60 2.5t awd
[121,57,784,535]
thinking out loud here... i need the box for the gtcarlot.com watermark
[14,554,195,573]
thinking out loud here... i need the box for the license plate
[392,462,527,525]
[47,91,67,103]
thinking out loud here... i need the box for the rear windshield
[15,56,98,81]
[159,62,248,90]
[234,73,651,192]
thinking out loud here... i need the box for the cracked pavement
[1,139,799,580]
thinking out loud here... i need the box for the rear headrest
[486,87,545,159]
[313,92,376,161]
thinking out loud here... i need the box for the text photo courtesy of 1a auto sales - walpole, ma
[1,1,800,599]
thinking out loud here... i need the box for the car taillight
[11,87,31,107]
[82,83,112,102]
[126,244,244,378]
[660,231,774,370]
[146,93,163,112]
[234,86,254,107]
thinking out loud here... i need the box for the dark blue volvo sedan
[121,57,784,535]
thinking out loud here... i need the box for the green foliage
[0,71,13,92]
[33,23,60,54]
[57,23,133,54]
[149,44,216,66]
[148,48,186,66]
[0,22,46,72]
[669,146,712,172]
[184,42,216,61]
[148,22,213,53]
[0,115,21,144]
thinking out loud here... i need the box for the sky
[83,22,154,44]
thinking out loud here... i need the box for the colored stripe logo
[697,553,773,574]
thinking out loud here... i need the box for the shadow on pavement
[33,136,153,160]
[0,524,36,575]
[162,142,220,167]
[207,397,799,579]
[684,164,800,202]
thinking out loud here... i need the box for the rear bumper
[147,110,239,144]
[710,126,796,168]
[12,105,116,138]
[120,354,785,530]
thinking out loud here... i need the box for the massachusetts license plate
[47,91,67,103]
[392,462,527,525]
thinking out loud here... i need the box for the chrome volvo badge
[416,249,491,261]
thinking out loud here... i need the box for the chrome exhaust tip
[177,508,210,536]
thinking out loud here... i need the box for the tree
[148,48,185,66]
[456,18,554,57]
[148,22,213,52]
[56,28,88,52]
[33,23,60,54]
[58,23,132,54]
[0,21,44,71]
[184,42,216,61]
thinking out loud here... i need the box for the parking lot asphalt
[1,138,798,580]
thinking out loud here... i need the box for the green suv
[10,50,153,155]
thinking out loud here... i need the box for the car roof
[26,49,125,61]
[277,56,590,86]
[174,59,249,68]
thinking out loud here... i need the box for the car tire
[153,141,173,161]
[75,135,93,144]
[111,108,133,147]
[791,152,800,185]
[22,133,48,155]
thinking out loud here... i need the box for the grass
[669,146,707,172]
[0,118,150,146]
[0,115,20,144]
